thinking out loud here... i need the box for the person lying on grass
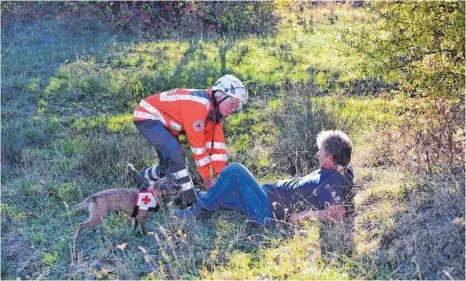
[174,130,354,225]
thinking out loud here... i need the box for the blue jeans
[196,162,273,226]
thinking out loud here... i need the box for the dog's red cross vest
[131,189,160,217]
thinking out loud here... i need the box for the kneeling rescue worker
[133,75,248,206]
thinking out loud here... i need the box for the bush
[270,84,360,176]
[342,1,465,98]
[6,1,276,39]
[372,97,465,175]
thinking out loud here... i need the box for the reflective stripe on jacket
[134,89,227,178]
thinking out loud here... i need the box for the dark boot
[175,202,203,220]
[174,188,197,207]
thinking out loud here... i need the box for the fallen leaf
[116,242,127,252]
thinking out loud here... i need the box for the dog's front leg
[136,211,149,235]
[131,218,139,231]
[139,219,147,235]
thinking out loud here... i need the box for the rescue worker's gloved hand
[135,174,150,191]
[203,177,215,191]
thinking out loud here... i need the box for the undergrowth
[1,1,464,280]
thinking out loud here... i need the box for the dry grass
[346,96,465,279]
[2,2,464,280]
[381,172,465,280]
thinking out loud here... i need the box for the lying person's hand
[288,204,346,225]
[203,177,216,191]
[288,211,318,225]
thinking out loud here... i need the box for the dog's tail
[73,196,95,210]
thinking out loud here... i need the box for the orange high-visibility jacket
[133,88,227,179]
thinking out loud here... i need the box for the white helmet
[212,74,248,108]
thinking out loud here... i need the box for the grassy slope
[1,3,464,280]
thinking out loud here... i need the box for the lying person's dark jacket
[264,166,354,220]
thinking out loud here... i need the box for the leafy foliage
[342,1,465,97]
[2,1,276,39]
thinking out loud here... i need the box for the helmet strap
[218,95,230,105]
[217,95,230,122]
[207,91,226,153]
[210,91,226,124]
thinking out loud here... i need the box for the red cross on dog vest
[142,195,151,205]
[134,190,157,211]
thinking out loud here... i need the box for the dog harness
[131,189,160,217]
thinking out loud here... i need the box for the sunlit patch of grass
[272,3,366,84]
[353,168,409,255]
[107,114,134,132]
[207,222,349,280]
[39,4,373,118]
[43,75,70,97]
[355,171,407,206]
[69,114,135,133]
[228,38,286,85]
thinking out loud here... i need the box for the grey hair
[317,130,353,167]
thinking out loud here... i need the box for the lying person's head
[316,130,353,169]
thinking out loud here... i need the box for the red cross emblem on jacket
[193,120,204,131]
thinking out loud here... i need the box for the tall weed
[270,84,360,176]
[72,132,155,187]
[372,97,464,174]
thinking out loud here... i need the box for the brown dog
[73,178,180,242]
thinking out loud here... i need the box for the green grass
[36,4,368,118]
[2,2,464,280]
[205,222,349,280]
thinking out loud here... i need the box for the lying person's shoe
[174,203,203,220]
[195,189,207,197]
